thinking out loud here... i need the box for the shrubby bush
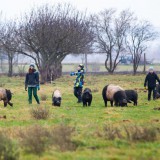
[0,132,19,160]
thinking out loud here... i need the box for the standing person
[70,64,85,103]
[25,64,40,104]
[144,66,160,101]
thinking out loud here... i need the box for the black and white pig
[82,88,92,107]
[156,83,160,99]
[102,84,128,107]
[52,89,62,107]
[0,88,13,107]
[125,90,138,106]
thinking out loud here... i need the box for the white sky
[0,0,160,28]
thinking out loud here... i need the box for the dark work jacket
[25,70,39,87]
[144,72,160,88]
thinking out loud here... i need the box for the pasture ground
[0,74,160,160]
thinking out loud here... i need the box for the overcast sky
[0,0,160,28]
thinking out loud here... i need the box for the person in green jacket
[25,64,40,104]
[70,64,85,103]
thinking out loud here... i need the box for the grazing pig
[0,88,13,107]
[82,88,92,107]
[156,83,160,99]
[102,84,127,107]
[52,89,62,107]
[125,90,138,106]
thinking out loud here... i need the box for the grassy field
[0,74,160,160]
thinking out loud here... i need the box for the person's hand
[70,72,75,76]
[25,87,27,91]
[37,85,40,90]
[144,86,147,90]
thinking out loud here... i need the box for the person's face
[149,70,153,73]
[77,66,81,70]
[30,66,34,69]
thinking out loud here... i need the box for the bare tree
[10,4,94,82]
[92,9,133,73]
[126,21,157,75]
[0,21,18,77]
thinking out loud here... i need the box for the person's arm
[155,74,160,84]
[144,75,148,87]
[25,74,28,91]
[70,72,78,76]
[36,72,40,90]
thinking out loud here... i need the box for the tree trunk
[39,62,63,83]
[8,55,13,77]
[48,63,62,81]
[39,68,48,84]
[133,62,137,75]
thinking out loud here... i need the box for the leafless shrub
[19,125,51,156]
[104,125,123,140]
[40,94,47,101]
[51,124,77,151]
[124,126,157,142]
[0,131,19,160]
[30,106,49,120]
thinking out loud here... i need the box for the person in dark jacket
[144,66,160,101]
[25,64,40,104]
[70,64,84,103]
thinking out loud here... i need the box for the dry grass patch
[124,125,158,142]
[30,106,50,120]
[40,94,48,101]
[19,125,51,156]
[51,124,77,151]
[103,124,160,142]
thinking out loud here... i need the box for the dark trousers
[74,87,82,102]
[148,87,156,101]
[28,87,40,104]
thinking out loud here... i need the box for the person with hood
[70,64,85,103]
[144,66,160,101]
[25,64,40,104]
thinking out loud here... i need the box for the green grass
[0,74,160,160]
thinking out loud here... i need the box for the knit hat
[29,64,35,68]
[79,64,84,69]
[149,66,154,71]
